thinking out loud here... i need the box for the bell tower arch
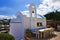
[29,3,37,18]
[29,3,37,29]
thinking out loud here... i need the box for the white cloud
[10,15,16,19]
[0,15,16,19]
[25,4,30,8]
[37,0,60,15]
[0,15,8,19]
[21,10,29,15]
[0,7,14,11]
[0,7,16,19]
[53,0,60,2]
[22,0,60,15]
[21,10,30,17]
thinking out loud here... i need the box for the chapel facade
[10,3,46,40]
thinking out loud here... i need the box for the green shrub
[26,29,32,33]
[25,29,32,38]
[0,33,15,40]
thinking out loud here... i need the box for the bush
[26,29,32,33]
[0,33,15,40]
[25,29,32,38]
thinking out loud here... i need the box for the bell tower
[29,3,37,18]
[29,3,37,29]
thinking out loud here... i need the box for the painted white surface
[10,4,46,40]
[10,23,24,40]
[10,12,25,40]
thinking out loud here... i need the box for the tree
[0,33,15,40]
[44,10,60,29]
[44,10,60,20]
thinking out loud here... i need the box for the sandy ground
[50,31,60,40]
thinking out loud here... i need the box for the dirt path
[50,31,60,40]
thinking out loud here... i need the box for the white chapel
[10,4,46,40]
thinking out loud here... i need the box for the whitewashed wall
[23,16,31,29]
[10,22,24,40]
[23,16,46,29]
[37,18,46,27]
[10,12,25,40]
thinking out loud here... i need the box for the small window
[32,11,34,13]
[37,22,42,26]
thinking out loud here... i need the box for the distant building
[10,4,46,40]
[0,19,10,33]
[46,20,60,30]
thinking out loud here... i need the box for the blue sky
[0,0,60,19]
[0,0,41,15]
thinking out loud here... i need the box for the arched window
[32,11,34,13]
[32,11,36,17]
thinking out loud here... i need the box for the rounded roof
[10,12,24,22]
[37,14,45,19]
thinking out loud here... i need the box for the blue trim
[31,27,46,32]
